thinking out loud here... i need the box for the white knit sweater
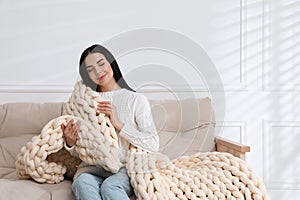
[65,88,159,179]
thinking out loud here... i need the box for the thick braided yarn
[16,81,122,183]
[65,81,122,172]
[15,115,82,183]
[126,147,269,200]
[15,81,268,199]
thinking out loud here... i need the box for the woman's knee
[100,178,119,192]
[73,173,90,188]
[72,173,104,200]
[100,173,132,199]
[72,173,100,192]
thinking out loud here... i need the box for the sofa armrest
[215,136,250,160]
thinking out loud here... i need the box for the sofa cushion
[0,179,51,199]
[0,103,64,138]
[0,179,74,200]
[39,180,75,200]
[0,134,35,168]
[149,97,216,158]
[0,167,16,179]
[149,97,214,132]
[158,125,215,160]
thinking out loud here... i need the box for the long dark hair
[79,44,135,92]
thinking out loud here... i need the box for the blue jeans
[72,167,133,200]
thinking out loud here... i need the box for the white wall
[1,0,299,199]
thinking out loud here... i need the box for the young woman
[60,44,159,200]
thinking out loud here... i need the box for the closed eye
[98,62,105,67]
[87,67,94,72]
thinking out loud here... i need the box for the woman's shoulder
[123,89,149,105]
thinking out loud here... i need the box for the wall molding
[0,83,237,93]
[0,82,249,94]
[238,0,248,92]
[0,84,74,93]
[215,121,247,144]
[0,83,216,93]
[215,0,248,92]
[0,2,248,94]
[263,120,300,189]
[262,0,300,91]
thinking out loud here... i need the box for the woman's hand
[97,101,124,132]
[61,119,81,147]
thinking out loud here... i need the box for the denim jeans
[72,167,133,200]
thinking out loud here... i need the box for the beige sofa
[0,97,249,200]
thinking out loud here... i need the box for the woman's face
[84,52,115,90]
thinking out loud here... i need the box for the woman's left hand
[97,101,124,132]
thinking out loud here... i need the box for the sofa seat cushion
[39,180,75,200]
[0,179,74,200]
[0,179,51,199]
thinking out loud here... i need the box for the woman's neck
[100,83,121,92]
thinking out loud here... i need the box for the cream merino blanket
[16,81,268,199]
[16,81,122,183]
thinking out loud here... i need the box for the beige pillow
[149,97,215,132]
[151,98,216,159]
[0,103,64,138]
[0,134,35,168]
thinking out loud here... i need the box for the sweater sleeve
[119,94,159,153]
[64,141,79,157]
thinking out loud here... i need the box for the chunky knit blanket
[16,81,268,199]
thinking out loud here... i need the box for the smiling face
[84,52,117,91]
